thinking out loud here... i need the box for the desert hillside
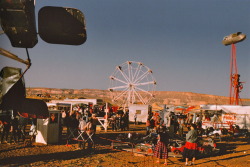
[26,87,250,106]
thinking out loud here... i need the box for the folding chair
[67,126,78,138]
[75,128,85,141]
[66,127,78,146]
[85,131,95,151]
[77,130,95,150]
[75,118,87,141]
[85,131,94,144]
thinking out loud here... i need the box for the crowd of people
[60,105,131,150]
[62,105,130,132]
[147,111,224,166]
[109,108,129,131]
[0,106,221,142]
[150,117,200,166]
[1,106,237,166]
[0,110,34,145]
[0,105,130,147]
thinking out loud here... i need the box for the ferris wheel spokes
[110,76,128,85]
[135,86,154,96]
[134,69,153,84]
[132,62,143,83]
[116,65,130,83]
[134,81,156,86]
[133,89,147,104]
[127,61,132,83]
[112,87,130,102]
[109,85,128,90]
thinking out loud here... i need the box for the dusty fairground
[0,124,249,167]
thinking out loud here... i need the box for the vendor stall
[36,110,61,144]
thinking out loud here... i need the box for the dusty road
[0,124,249,167]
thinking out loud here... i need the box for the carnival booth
[129,104,151,123]
[200,105,250,130]
[36,110,61,144]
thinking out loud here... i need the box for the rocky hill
[26,87,250,106]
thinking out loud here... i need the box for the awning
[18,98,49,119]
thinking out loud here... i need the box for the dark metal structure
[0,0,87,118]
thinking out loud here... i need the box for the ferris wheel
[108,61,156,106]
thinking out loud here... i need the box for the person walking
[183,123,199,166]
[66,111,78,144]
[134,113,137,125]
[8,116,19,144]
[18,115,28,142]
[110,114,117,131]
[154,125,169,165]
[91,114,99,133]
[177,114,185,138]
[146,118,151,135]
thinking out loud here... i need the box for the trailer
[128,104,151,123]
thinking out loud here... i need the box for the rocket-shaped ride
[222,32,246,105]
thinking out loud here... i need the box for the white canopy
[200,105,250,130]
[200,105,250,115]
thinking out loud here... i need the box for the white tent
[200,105,250,130]
[200,105,250,114]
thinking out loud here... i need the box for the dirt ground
[0,124,250,167]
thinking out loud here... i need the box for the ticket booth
[36,110,61,145]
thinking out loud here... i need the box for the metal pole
[104,102,109,132]
[0,48,30,66]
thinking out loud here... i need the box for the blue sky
[1,0,250,98]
